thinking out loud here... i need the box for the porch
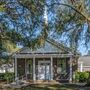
[14,53,74,83]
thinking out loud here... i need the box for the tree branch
[47,3,90,22]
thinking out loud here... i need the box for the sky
[78,46,87,55]
[50,1,90,56]
[78,23,89,55]
[1,0,89,56]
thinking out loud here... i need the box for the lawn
[3,84,86,90]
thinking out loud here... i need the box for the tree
[46,0,90,52]
[0,0,90,53]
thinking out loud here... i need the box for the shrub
[74,72,79,82]
[75,72,89,83]
[85,72,90,86]
[79,72,89,82]
[4,72,14,83]
[0,73,6,81]
[0,72,14,83]
[86,79,90,86]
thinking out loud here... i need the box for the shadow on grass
[19,84,81,90]
[6,84,85,90]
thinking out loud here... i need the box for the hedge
[0,73,6,81]
[0,72,14,83]
[74,72,89,82]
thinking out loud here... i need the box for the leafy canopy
[0,0,90,54]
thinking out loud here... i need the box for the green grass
[6,84,85,90]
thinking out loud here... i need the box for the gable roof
[15,38,73,54]
[46,38,73,53]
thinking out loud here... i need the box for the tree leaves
[0,1,6,12]
[0,0,90,54]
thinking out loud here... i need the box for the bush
[4,72,15,83]
[0,72,14,83]
[79,72,89,82]
[85,72,90,86]
[86,79,90,86]
[0,73,6,81]
[75,72,89,83]
[74,72,79,82]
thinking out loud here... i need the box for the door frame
[38,61,50,65]
[38,60,51,80]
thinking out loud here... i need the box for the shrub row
[74,72,90,83]
[0,72,14,83]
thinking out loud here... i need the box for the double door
[38,61,51,80]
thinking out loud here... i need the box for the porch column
[80,62,83,72]
[51,57,53,80]
[69,56,72,83]
[33,57,36,81]
[15,54,17,81]
[25,59,27,80]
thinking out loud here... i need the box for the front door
[38,61,51,80]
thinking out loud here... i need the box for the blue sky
[78,23,89,55]
[1,0,89,56]
[78,46,87,55]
